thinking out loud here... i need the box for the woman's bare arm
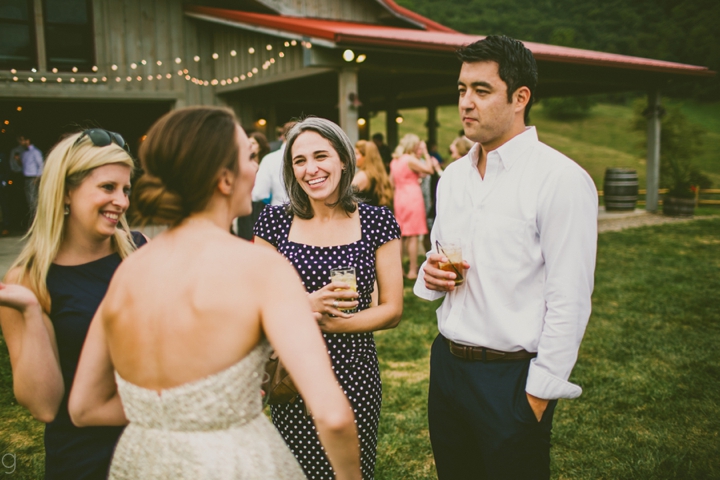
[0,270,63,423]
[259,253,361,480]
[310,238,403,334]
[352,170,370,192]
[406,155,435,175]
[68,304,127,427]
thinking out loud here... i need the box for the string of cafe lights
[0,39,312,87]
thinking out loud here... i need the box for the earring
[64,205,70,216]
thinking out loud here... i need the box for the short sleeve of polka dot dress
[254,202,401,480]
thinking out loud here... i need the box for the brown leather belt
[444,338,537,361]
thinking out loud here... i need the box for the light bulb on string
[266,44,272,50]
[175,57,182,64]
[141,60,147,65]
[212,53,219,60]
[131,63,137,69]
[193,56,200,62]
[92,66,98,72]
[111,64,118,70]
[248,48,255,54]
[231,50,237,56]
[157,60,162,66]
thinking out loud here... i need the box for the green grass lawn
[376,218,720,479]
[5,219,718,478]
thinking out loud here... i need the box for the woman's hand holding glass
[308,281,359,321]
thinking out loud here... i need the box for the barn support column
[426,104,438,147]
[338,67,359,144]
[386,99,398,151]
[645,89,662,213]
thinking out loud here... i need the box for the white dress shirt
[22,145,44,177]
[251,144,289,205]
[414,127,598,400]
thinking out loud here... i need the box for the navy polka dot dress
[254,202,401,480]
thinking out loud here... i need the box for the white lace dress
[109,341,305,479]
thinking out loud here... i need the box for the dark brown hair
[132,107,240,226]
[250,131,270,163]
[457,35,538,124]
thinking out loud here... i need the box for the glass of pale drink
[330,267,357,313]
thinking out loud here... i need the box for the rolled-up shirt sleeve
[526,165,598,400]
[413,255,446,301]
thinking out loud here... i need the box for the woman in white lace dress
[68,107,361,480]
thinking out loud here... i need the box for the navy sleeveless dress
[254,202,400,479]
[44,232,146,480]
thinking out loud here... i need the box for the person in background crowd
[372,132,392,173]
[415,35,598,480]
[235,131,271,240]
[0,151,9,235]
[449,136,474,162]
[254,117,403,480]
[423,140,445,252]
[0,128,142,480]
[250,131,271,164]
[269,125,285,152]
[353,140,393,208]
[252,121,296,206]
[390,134,440,280]
[69,107,361,480]
[7,136,28,231]
[20,134,44,216]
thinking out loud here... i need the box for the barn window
[0,0,37,70]
[44,0,94,71]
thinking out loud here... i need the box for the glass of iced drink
[437,242,465,286]
[330,267,357,313]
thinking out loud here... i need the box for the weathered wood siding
[0,0,215,106]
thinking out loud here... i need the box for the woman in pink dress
[390,134,440,279]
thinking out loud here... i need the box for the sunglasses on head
[74,128,130,154]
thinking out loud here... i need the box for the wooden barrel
[604,168,638,211]
[663,197,695,217]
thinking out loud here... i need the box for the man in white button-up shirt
[414,36,598,479]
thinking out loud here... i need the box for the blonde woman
[390,133,440,279]
[68,108,361,479]
[450,136,474,161]
[353,140,393,207]
[0,129,143,480]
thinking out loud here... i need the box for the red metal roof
[374,0,456,33]
[186,6,713,77]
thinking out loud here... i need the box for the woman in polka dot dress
[254,117,403,479]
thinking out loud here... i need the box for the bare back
[102,225,270,391]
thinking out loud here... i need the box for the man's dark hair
[372,132,384,143]
[456,35,538,124]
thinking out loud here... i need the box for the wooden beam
[338,67,359,144]
[33,0,46,72]
[645,89,662,213]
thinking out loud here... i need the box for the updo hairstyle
[132,107,240,226]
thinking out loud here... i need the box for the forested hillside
[396,0,719,98]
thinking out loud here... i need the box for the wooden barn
[0,0,713,210]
